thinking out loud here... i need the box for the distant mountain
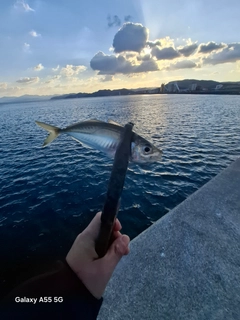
[1,79,239,105]
[0,95,55,104]
[52,79,240,101]
[167,79,220,90]
[165,79,240,93]
[51,88,135,100]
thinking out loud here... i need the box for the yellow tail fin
[35,121,60,147]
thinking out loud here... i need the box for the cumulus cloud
[14,0,34,12]
[90,22,240,78]
[101,75,114,82]
[29,30,41,37]
[137,54,151,61]
[135,59,159,73]
[159,36,174,48]
[53,75,61,80]
[152,46,180,60]
[124,52,137,59]
[52,65,60,72]
[90,52,132,74]
[44,75,61,84]
[60,65,87,77]
[16,77,39,84]
[107,15,121,27]
[203,43,240,65]
[33,63,44,71]
[90,51,158,75]
[0,86,21,95]
[237,61,240,71]
[0,83,8,90]
[147,40,161,48]
[178,43,198,57]
[199,41,226,54]
[167,60,198,70]
[113,23,148,53]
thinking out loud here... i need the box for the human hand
[66,212,130,299]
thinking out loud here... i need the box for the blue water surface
[0,94,240,296]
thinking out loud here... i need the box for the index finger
[113,218,122,232]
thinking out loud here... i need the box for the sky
[0,0,240,97]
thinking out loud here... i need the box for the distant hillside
[1,79,239,104]
[51,88,135,100]
[168,79,220,90]
[0,95,54,104]
[52,79,240,100]
[165,79,240,94]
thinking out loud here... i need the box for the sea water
[1,94,240,296]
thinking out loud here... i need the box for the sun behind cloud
[1,0,240,97]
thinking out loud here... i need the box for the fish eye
[143,145,152,153]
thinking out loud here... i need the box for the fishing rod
[95,122,134,258]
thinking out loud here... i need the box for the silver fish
[35,119,162,163]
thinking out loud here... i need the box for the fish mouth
[149,149,163,162]
[147,154,162,162]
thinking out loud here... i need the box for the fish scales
[35,119,162,163]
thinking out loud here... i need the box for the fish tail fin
[35,121,60,147]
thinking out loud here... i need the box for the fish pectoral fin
[108,119,123,127]
[35,121,60,147]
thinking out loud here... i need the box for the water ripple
[1,95,240,296]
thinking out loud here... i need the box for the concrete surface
[97,158,240,320]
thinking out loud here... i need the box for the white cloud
[44,75,61,84]
[60,65,87,77]
[101,75,114,82]
[16,77,39,84]
[33,63,44,71]
[29,30,41,37]
[0,86,21,96]
[52,65,60,72]
[159,37,174,48]
[0,83,8,90]
[23,42,30,53]
[14,0,34,12]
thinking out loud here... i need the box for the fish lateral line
[35,119,162,163]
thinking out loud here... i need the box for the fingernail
[116,218,122,229]
[121,235,130,246]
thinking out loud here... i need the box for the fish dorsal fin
[108,119,122,127]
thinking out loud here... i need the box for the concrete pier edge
[98,158,240,320]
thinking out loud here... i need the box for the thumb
[103,235,130,269]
